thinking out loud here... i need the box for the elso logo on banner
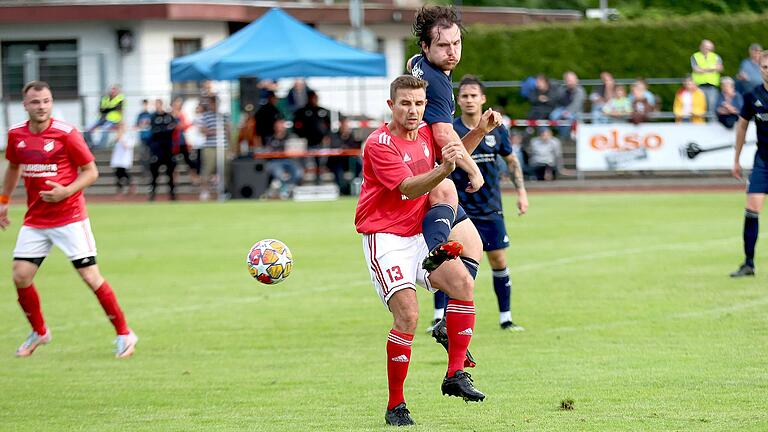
[589,130,663,151]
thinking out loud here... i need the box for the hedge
[406,13,768,118]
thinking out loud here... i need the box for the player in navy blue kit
[444,76,529,330]
[731,50,768,277]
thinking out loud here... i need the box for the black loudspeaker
[230,158,269,199]
[239,77,260,112]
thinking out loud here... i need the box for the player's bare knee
[429,179,458,210]
[393,309,419,334]
[12,274,33,289]
[449,272,474,301]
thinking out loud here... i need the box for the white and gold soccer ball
[247,239,293,284]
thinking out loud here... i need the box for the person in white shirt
[109,122,135,195]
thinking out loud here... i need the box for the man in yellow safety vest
[691,39,723,120]
[85,84,124,148]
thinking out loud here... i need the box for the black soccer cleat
[431,317,476,368]
[441,370,486,402]
[500,321,525,332]
[422,240,463,272]
[729,263,755,278]
[385,402,415,426]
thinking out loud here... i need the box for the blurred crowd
[82,39,763,193]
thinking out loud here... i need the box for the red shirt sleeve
[5,132,18,164]
[65,129,95,167]
[367,139,412,191]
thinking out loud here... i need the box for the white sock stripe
[492,268,509,277]
[388,333,413,346]
[447,303,475,310]
[446,306,476,314]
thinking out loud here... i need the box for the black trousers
[149,155,176,198]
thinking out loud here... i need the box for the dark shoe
[730,263,755,278]
[422,240,463,272]
[385,402,415,426]
[431,317,476,368]
[500,321,525,332]
[441,370,485,402]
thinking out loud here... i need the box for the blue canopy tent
[170,8,387,81]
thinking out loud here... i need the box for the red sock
[17,284,46,335]
[446,299,475,377]
[94,281,129,335]
[386,329,413,410]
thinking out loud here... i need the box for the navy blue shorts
[454,205,468,226]
[470,214,509,251]
[748,154,768,194]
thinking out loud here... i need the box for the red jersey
[355,122,439,236]
[5,118,94,228]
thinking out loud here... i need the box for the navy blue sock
[434,291,448,315]
[461,257,479,280]
[492,267,511,313]
[744,209,759,267]
[422,204,455,251]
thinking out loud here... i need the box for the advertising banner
[576,123,758,171]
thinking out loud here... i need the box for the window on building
[1,40,78,99]
[172,38,203,97]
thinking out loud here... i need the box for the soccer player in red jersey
[356,75,500,426]
[0,81,137,358]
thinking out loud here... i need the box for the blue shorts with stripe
[470,213,509,252]
[748,154,768,194]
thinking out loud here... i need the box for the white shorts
[13,219,98,261]
[362,232,436,307]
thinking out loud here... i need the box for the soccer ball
[247,239,293,284]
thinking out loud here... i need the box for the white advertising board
[576,122,758,171]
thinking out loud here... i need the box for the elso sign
[590,130,663,151]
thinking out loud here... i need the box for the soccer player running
[0,81,138,358]
[444,75,529,330]
[731,50,768,277]
[356,75,498,426]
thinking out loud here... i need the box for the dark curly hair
[412,5,464,50]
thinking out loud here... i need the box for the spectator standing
[691,39,723,119]
[293,90,331,184]
[135,99,153,180]
[263,119,304,199]
[673,75,707,124]
[286,79,311,114]
[148,99,177,201]
[737,43,764,95]
[716,77,744,129]
[589,71,615,124]
[85,84,124,148]
[109,122,135,196]
[529,127,562,181]
[602,85,632,122]
[326,117,362,195]
[171,97,199,185]
[550,71,586,138]
[237,110,259,155]
[255,91,283,143]
[527,74,559,120]
[199,97,230,201]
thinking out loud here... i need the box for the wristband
[0,195,9,204]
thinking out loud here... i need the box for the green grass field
[0,192,766,431]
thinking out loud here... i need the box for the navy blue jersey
[450,117,513,218]
[410,54,454,124]
[740,84,768,161]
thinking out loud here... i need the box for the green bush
[407,13,768,118]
